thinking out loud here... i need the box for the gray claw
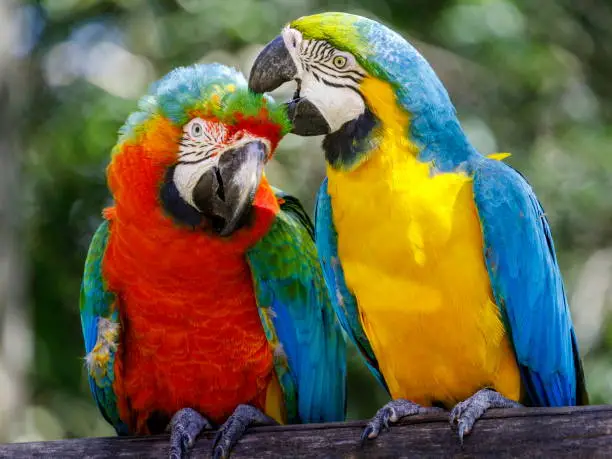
[212,404,277,459]
[168,408,211,459]
[457,419,468,446]
[449,388,521,444]
[361,399,444,445]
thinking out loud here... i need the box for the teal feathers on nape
[118,63,290,145]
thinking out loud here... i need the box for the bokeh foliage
[6,0,612,441]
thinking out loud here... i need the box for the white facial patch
[299,75,366,132]
[173,117,229,210]
[281,27,368,132]
[173,120,272,212]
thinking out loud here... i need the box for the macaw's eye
[333,55,347,69]
[190,121,204,138]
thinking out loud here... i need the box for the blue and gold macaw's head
[249,12,474,171]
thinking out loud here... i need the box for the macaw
[248,12,588,444]
[79,63,346,459]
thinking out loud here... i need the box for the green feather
[247,190,347,423]
[117,64,290,146]
[80,220,127,434]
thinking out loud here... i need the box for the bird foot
[168,407,212,459]
[449,388,521,445]
[360,399,444,445]
[212,404,278,459]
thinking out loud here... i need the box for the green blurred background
[1,0,612,443]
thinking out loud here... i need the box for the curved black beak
[248,35,297,93]
[192,140,267,236]
[249,35,330,136]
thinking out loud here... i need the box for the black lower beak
[192,141,267,236]
[287,98,330,136]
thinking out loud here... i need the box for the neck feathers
[322,108,378,170]
[324,75,478,173]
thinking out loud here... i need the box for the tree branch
[1,405,610,458]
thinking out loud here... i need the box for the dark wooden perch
[1,406,611,458]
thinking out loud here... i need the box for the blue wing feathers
[248,190,347,423]
[79,220,128,433]
[473,158,586,406]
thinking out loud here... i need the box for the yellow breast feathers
[325,77,521,406]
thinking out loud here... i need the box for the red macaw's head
[107,64,290,237]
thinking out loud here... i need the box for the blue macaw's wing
[314,178,387,391]
[79,220,128,434]
[248,188,347,424]
[473,158,588,407]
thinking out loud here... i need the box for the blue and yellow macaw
[249,12,588,443]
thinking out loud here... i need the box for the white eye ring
[190,120,204,138]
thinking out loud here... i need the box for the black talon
[212,446,225,458]
[359,425,373,446]
[212,421,231,459]
[212,427,223,449]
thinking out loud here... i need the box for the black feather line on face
[315,74,362,97]
[310,62,365,81]
[310,67,362,86]
[323,108,378,170]
[176,154,215,164]
[313,41,326,61]
[159,166,203,228]
[179,147,213,158]
[322,47,334,61]
[300,39,365,80]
